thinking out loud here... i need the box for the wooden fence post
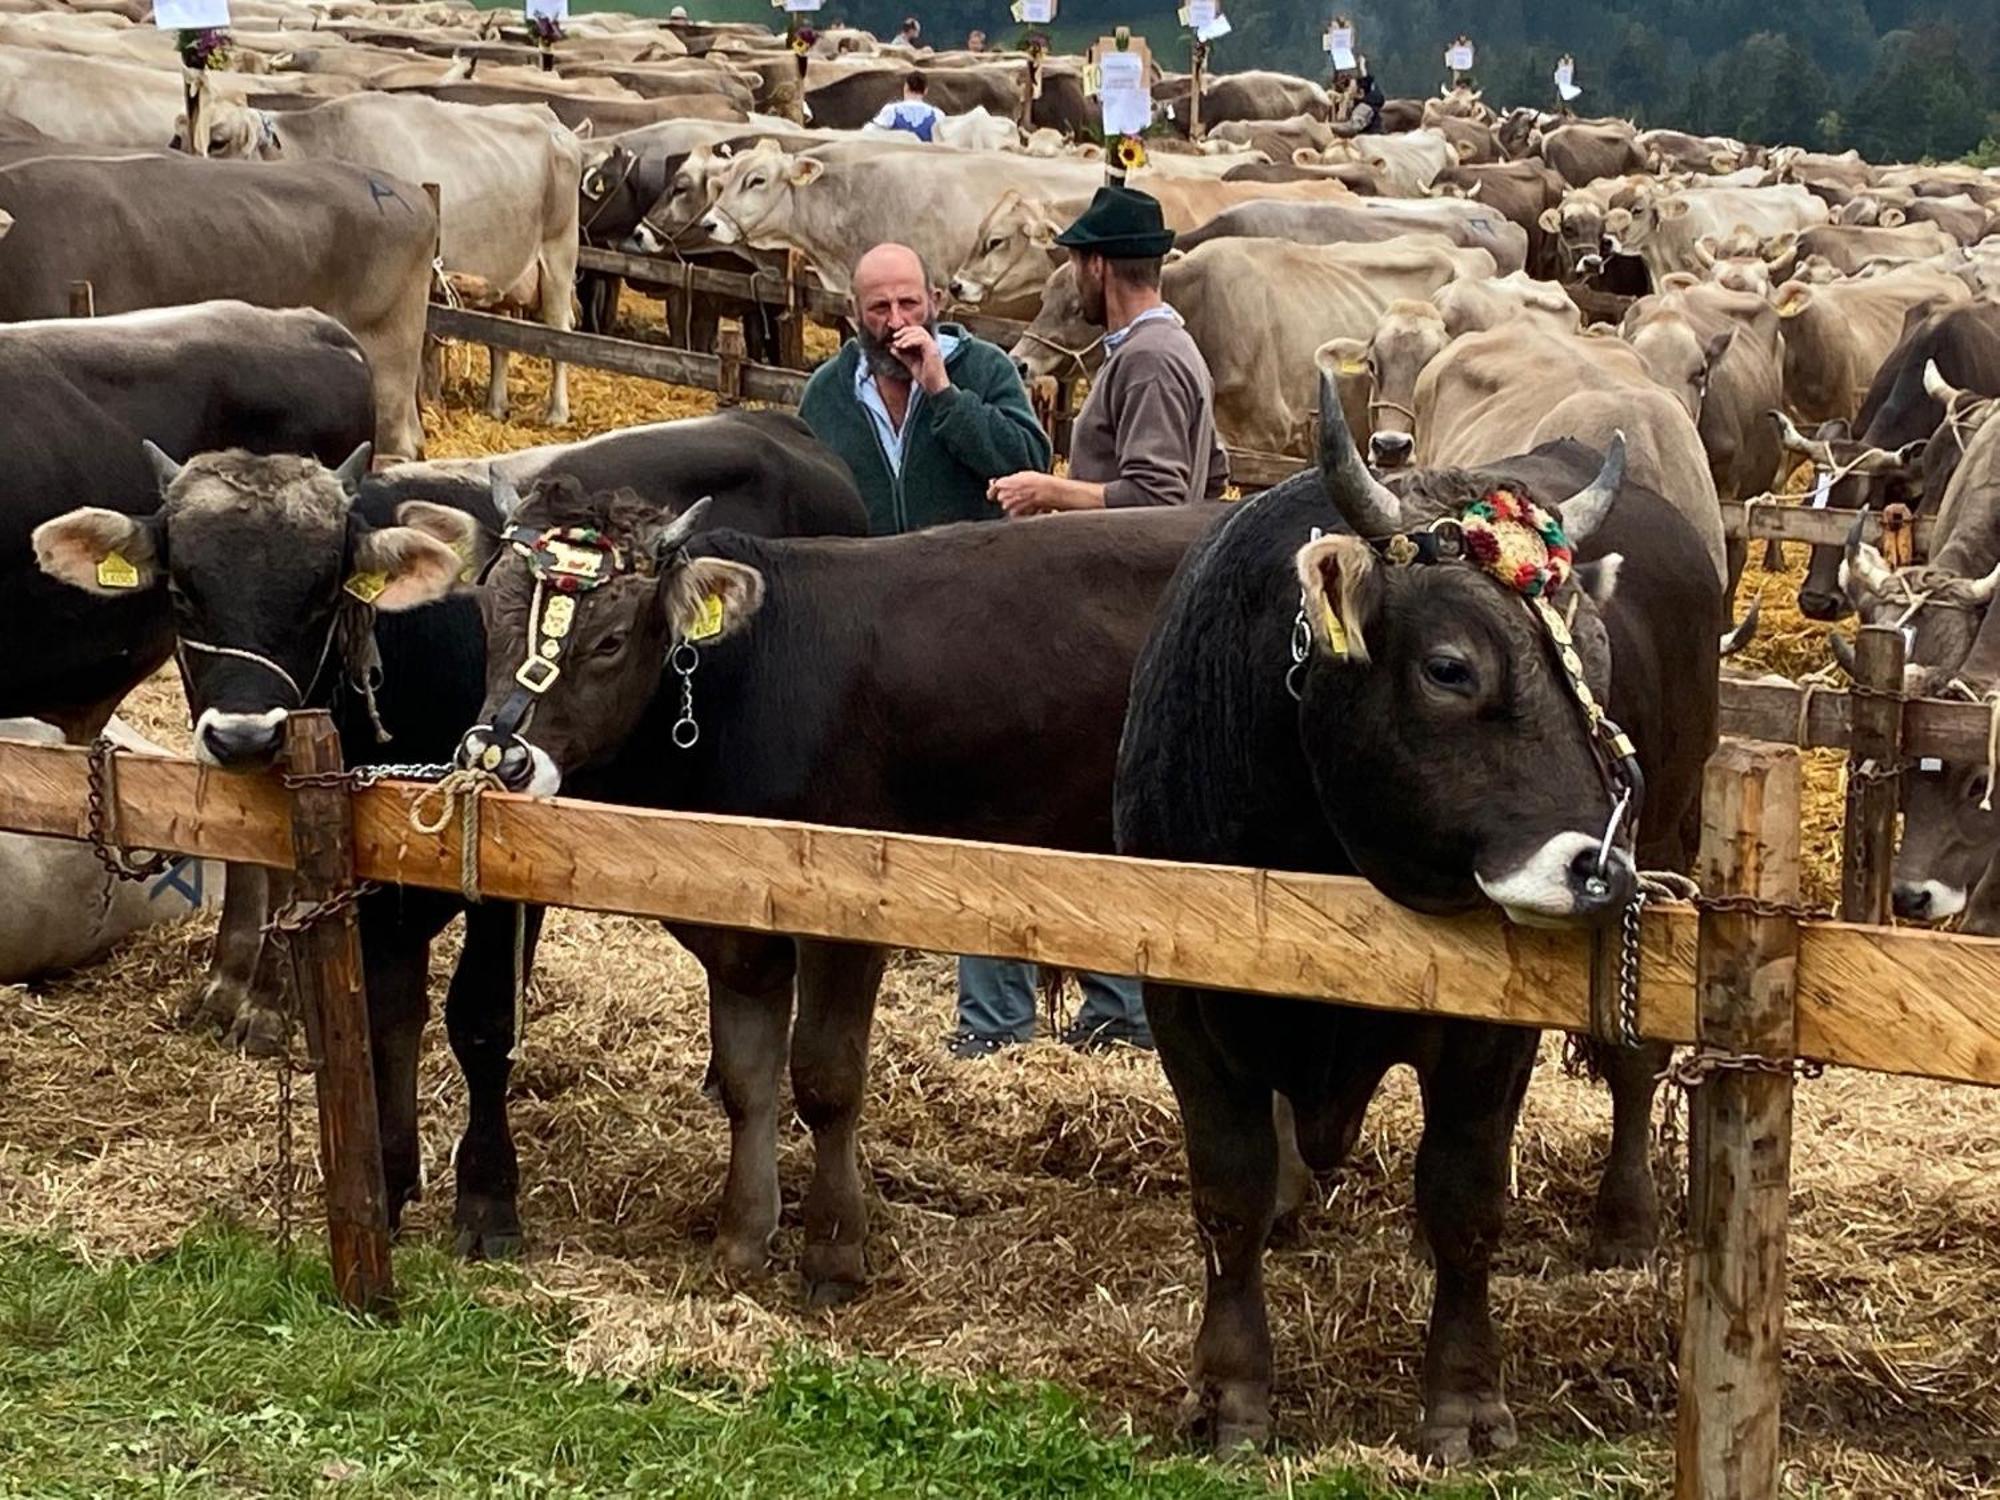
[716,319,746,406]
[776,248,809,370]
[420,182,445,404]
[282,711,395,1316]
[1675,739,1802,1500]
[1839,624,1905,925]
[67,280,94,318]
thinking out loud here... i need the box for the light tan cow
[1011,236,1494,455]
[1413,324,1727,586]
[1601,183,1828,289]
[1773,263,1972,425]
[1621,282,1785,503]
[1308,127,1463,195]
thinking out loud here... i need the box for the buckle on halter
[515,655,561,693]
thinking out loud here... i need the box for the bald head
[851,242,938,379]
[853,242,932,305]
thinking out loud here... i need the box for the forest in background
[558,0,2000,163]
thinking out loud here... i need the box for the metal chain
[279,761,454,791]
[1614,886,1644,1050]
[276,1046,294,1256]
[670,641,701,749]
[263,881,383,937]
[1665,1048,1826,1090]
[84,737,174,881]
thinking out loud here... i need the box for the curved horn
[333,442,373,494]
[1828,630,1857,677]
[1771,409,1835,465]
[1692,235,1717,269]
[1559,431,1626,546]
[1843,509,1897,602]
[650,494,716,561]
[1316,372,1402,539]
[141,439,185,492]
[489,465,523,518]
[1962,557,2000,607]
[1923,357,1966,408]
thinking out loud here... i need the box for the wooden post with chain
[281,711,395,1315]
[777,248,808,370]
[1839,624,1905,925]
[1674,739,1802,1500]
[420,182,445,403]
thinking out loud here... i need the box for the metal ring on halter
[672,716,700,750]
[669,641,699,675]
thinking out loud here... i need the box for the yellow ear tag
[1337,357,1366,376]
[95,551,140,589]
[1319,599,1349,658]
[344,571,389,604]
[686,592,725,642]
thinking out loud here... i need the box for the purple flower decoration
[176,27,230,71]
[529,13,564,44]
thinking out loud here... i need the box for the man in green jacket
[799,241,1051,536]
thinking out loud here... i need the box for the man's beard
[1076,271,1107,327]
[858,317,940,382]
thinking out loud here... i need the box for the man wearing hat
[989,185,1229,519]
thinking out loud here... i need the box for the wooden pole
[1675,739,1802,1500]
[66,280,94,318]
[776,248,808,370]
[1188,39,1205,142]
[1839,624,1905,925]
[282,711,395,1316]
[715,319,745,406]
[420,181,444,403]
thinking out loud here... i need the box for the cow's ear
[1537,205,1561,233]
[666,557,765,644]
[1762,228,1798,264]
[394,500,494,581]
[788,155,826,188]
[1773,280,1814,319]
[32,508,162,595]
[349,520,462,612]
[1294,534,1378,666]
[1701,327,1735,372]
[1028,215,1062,247]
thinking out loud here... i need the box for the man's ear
[32,508,162,594]
[394,500,494,580]
[1294,534,1379,665]
[665,557,766,643]
[349,520,463,611]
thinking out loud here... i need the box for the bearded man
[799,241,1050,535]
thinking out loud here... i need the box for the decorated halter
[1294,484,1645,896]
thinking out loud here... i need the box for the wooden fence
[4,703,1998,1499]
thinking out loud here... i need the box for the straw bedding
[6,341,1991,1497]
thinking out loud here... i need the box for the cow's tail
[1719,594,1761,657]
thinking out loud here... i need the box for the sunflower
[1116,134,1148,171]
[789,23,817,54]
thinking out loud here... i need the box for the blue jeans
[956,956,1149,1043]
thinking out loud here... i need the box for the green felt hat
[1054,184,1177,258]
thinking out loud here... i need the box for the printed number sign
[1012,0,1054,22]
[1096,49,1149,135]
[154,0,229,27]
[1445,41,1474,71]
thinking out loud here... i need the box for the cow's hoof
[801,1244,867,1309]
[181,976,243,1034]
[1178,1386,1270,1455]
[1267,1208,1306,1249]
[226,1001,290,1059]
[542,406,572,428]
[1416,1394,1517,1466]
[714,1233,773,1282]
[1587,1230,1656,1271]
[453,1196,523,1262]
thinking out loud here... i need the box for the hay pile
[13,359,1988,1498]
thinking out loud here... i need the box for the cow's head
[179,101,279,159]
[1622,308,1734,424]
[698,139,821,249]
[31,446,469,768]
[1319,300,1449,471]
[1777,410,1931,619]
[946,189,1064,310]
[1290,379,1636,925]
[1837,518,2000,701]
[627,142,734,254]
[1009,260,1106,380]
[457,478,746,795]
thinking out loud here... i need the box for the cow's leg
[1151,984,1277,1452]
[539,241,576,426]
[485,344,510,420]
[359,893,441,1231]
[1589,1038,1671,1268]
[226,869,294,1057]
[446,901,543,1260]
[1269,1092,1313,1244]
[791,938,886,1307]
[1411,1021,1536,1465]
[184,861,268,1035]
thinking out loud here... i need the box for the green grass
[0,1224,1638,1498]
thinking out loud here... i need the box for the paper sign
[154,0,229,28]
[1197,13,1230,40]
[779,0,822,12]
[1445,40,1474,71]
[1330,42,1354,69]
[1554,57,1580,101]
[1178,0,1223,33]
[1011,0,1054,21]
[1810,469,1832,509]
[1323,24,1352,56]
[525,0,567,18]
[1096,49,1149,134]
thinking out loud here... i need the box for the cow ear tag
[344,571,389,604]
[1337,356,1366,376]
[1318,598,1349,659]
[686,592,725,642]
[96,551,140,589]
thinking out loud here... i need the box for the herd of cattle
[5,0,2000,1468]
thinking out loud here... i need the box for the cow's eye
[746,175,767,189]
[1422,655,1474,692]
[592,631,627,658]
[986,236,1004,251]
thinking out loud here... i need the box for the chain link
[275,1047,295,1257]
[263,881,383,938]
[1614,887,1644,1050]
[84,737,174,881]
[670,641,701,749]
[1664,1048,1826,1090]
[279,761,454,791]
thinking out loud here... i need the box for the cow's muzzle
[1368,431,1414,469]
[1796,584,1853,623]
[195,707,288,770]
[1476,832,1637,927]
[456,725,558,796]
[1892,878,1965,923]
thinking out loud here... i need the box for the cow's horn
[1843,509,1897,602]
[1771,409,1835,465]
[1923,357,1965,407]
[333,442,373,494]
[1559,431,1626,546]
[489,466,523,518]
[650,494,715,561]
[1963,557,2000,607]
[142,439,185,491]
[1828,630,1857,678]
[1316,372,1401,539]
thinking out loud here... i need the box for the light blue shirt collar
[856,328,962,475]
[1102,304,1182,355]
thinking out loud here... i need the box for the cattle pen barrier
[3,712,1998,1500]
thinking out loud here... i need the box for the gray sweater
[1069,314,1231,507]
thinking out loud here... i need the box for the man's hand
[987,471,1106,517]
[890,325,950,394]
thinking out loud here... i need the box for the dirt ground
[4,333,1993,1497]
